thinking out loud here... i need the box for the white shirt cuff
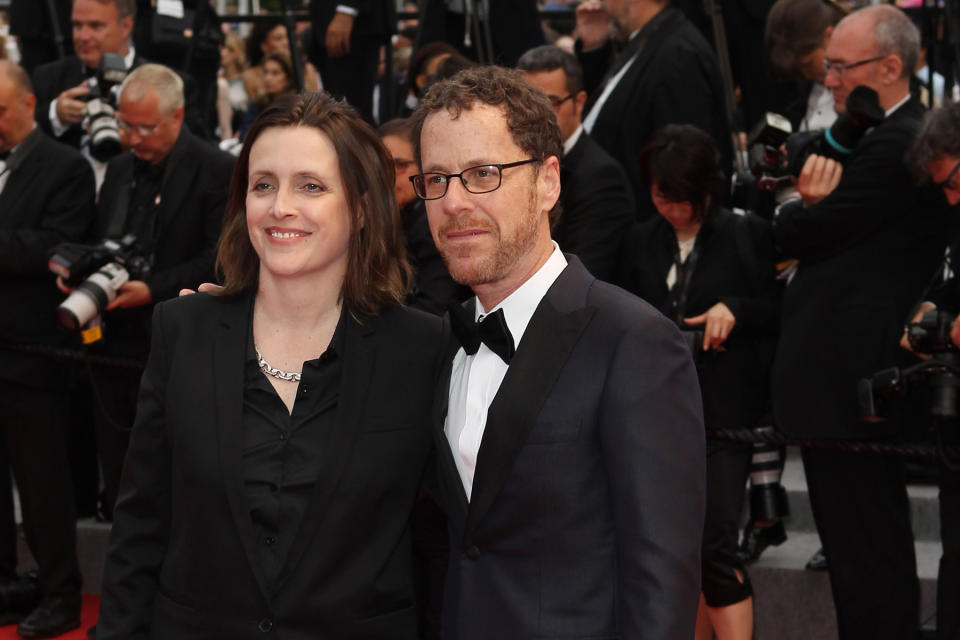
[48,99,69,138]
[335,4,359,16]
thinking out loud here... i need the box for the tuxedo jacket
[97,292,445,640]
[32,55,208,149]
[310,0,394,42]
[619,209,780,430]
[556,132,635,283]
[435,257,706,640]
[94,127,234,357]
[417,0,545,66]
[0,129,95,388]
[579,8,733,219]
[772,96,952,438]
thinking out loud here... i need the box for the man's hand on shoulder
[178,282,223,297]
[106,280,153,310]
[576,0,612,52]
[55,82,91,126]
[797,154,843,206]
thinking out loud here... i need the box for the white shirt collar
[563,125,583,156]
[885,92,911,117]
[475,242,568,347]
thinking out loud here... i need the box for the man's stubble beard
[438,187,541,288]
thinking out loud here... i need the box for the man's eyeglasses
[823,55,886,78]
[116,117,163,137]
[547,93,575,108]
[935,157,960,191]
[410,159,539,200]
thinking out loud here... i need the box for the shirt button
[300,385,308,394]
[258,618,273,632]
[265,536,277,546]
[279,432,287,441]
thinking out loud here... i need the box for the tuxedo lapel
[278,311,376,586]
[211,291,273,602]
[155,131,199,231]
[432,311,470,531]
[464,260,597,540]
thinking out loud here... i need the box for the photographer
[31,0,207,186]
[771,6,953,639]
[0,61,94,638]
[79,63,233,519]
[901,102,960,640]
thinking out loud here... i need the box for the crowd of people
[0,0,958,639]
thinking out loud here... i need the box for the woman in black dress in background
[619,124,780,640]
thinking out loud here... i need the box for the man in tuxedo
[309,0,394,123]
[410,65,705,639]
[575,0,732,219]
[517,44,635,282]
[32,0,137,153]
[0,60,94,638]
[82,63,233,520]
[771,6,953,638]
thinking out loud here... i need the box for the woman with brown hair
[96,92,444,639]
[237,52,297,141]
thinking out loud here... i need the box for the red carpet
[0,595,98,639]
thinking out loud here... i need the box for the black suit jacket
[32,55,209,148]
[417,0,545,66]
[97,292,445,639]
[435,257,706,639]
[0,128,95,388]
[402,199,470,315]
[557,131,636,282]
[94,127,234,357]
[619,209,780,429]
[579,8,733,219]
[772,96,952,438]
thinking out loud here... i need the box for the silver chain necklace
[255,347,301,382]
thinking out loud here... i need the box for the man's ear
[539,155,562,212]
[573,90,588,120]
[120,14,134,41]
[880,54,904,85]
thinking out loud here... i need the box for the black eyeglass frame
[934,157,960,191]
[547,93,575,108]
[410,158,540,200]
[822,55,887,77]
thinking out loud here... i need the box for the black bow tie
[448,304,516,364]
[0,151,9,162]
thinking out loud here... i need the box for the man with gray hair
[84,62,234,520]
[771,5,953,638]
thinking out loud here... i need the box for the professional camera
[736,86,886,196]
[48,235,151,331]
[860,310,960,468]
[83,52,128,162]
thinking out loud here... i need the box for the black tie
[0,151,9,161]
[448,304,516,364]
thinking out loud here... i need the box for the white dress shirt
[445,244,568,500]
[582,32,641,135]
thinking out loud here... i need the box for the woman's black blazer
[96,291,445,640]
[619,208,780,430]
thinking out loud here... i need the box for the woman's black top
[619,207,781,429]
[242,306,345,587]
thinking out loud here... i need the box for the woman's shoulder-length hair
[216,92,412,316]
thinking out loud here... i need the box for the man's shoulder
[566,133,624,174]
[20,131,91,179]
[32,57,82,86]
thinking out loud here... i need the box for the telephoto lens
[56,262,130,331]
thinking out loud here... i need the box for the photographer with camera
[896,101,960,640]
[0,60,95,638]
[771,6,954,639]
[68,63,233,521]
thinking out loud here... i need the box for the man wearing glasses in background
[516,45,635,283]
[71,63,233,525]
[770,6,953,638]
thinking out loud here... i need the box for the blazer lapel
[155,130,198,231]
[277,311,376,586]
[432,311,470,531]
[464,260,597,541]
[211,291,273,602]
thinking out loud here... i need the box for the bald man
[0,60,94,638]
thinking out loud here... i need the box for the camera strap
[668,239,700,324]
